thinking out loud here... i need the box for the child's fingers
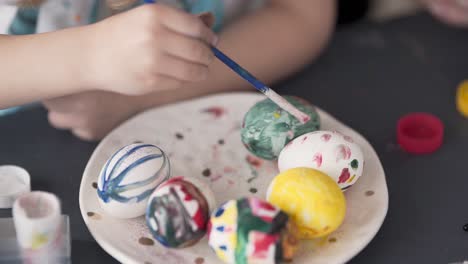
[155,5,218,45]
[198,12,216,28]
[43,94,90,112]
[47,111,73,130]
[155,53,209,82]
[161,31,214,65]
[72,128,100,142]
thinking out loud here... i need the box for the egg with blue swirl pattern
[97,143,170,219]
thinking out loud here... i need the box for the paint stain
[175,133,184,140]
[273,111,281,119]
[351,159,359,170]
[133,140,143,144]
[87,212,101,220]
[144,262,152,264]
[329,237,337,243]
[202,107,226,118]
[365,190,375,196]
[247,171,258,183]
[212,145,220,160]
[92,182,98,189]
[249,188,258,194]
[246,155,261,183]
[194,257,205,264]
[210,175,222,182]
[344,135,354,143]
[218,139,225,145]
[227,180,234,185]
[223,166,236,173]
[202,169,211,177]
[246,155,262,168]
[138,237,155,246]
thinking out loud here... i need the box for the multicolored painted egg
[146,176,216,248]
[278,130,364,190]
[97,143,170,219]
[208,197,299,264]
[266,167,346,239]
[240,96,320,160]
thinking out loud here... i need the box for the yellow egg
[266,167,346,239]
[457,80,468,118]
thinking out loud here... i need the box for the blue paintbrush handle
[211,47,268,93]
[143,0,268,94]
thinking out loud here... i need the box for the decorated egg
[240,96,320,160]
[278,130,364,190]
[97,143,170,219]
[146,176,216,248]
[267,167,346,239]
[208,197,299,264]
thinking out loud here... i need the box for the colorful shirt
[2,0,266,34]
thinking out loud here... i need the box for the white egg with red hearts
[278,131,364,190]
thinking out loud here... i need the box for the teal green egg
[241,96,320,160]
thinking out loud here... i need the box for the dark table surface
[2,12,468,264]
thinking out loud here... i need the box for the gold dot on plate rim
[194,257,204,264]
[138,237,155,246]
[87,212,102,220]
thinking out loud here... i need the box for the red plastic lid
[397,113,444,154]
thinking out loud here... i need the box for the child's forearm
[0,27,92,108]
[137,0,336,108]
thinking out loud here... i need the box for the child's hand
[86,5,218,96]
[43,91,146,141]
[421,0,468,26]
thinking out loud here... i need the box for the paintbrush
[143,0,310,124]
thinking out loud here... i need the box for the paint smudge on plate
[202,107,226,118]
[223,166,236,174]
[211,174,222,182]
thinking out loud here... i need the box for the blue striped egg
[97,143,171,219]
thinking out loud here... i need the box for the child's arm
[137,0,336,107]
[0,5,216,108]
[43,0,336,141]
[0,29,90,108]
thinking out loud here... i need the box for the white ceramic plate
[79,93,388,264]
